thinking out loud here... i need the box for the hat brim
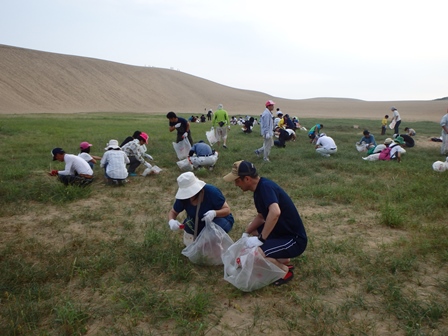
[105,145,120,150]
[223,172,239,182]
[175,180,206,199]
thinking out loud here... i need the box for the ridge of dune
[0,44,446,122]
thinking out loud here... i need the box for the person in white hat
[100,140,130,184]
[168,172,234,246]
[254,100,275,162]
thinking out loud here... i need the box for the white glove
[144,153,153,160]
[228,126,231,130]
[241,232,250,238]
[168,219,183,231]
[201,210,216,222]
[265,133,271,140]
[245,236,263,248]
[174,123,181,128]
[182,132,188,139]
[144,161,152,169]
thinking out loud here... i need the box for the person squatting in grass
[212,104,230,149]
[100,139,129,184]
[50,147,94,186]
[223,160,308,286]
[188,140,218,171]
[315,133,338,157]
[78,141,101,169]
[308,123,324,144]
[120,132,151,176]
[168,172,234,247]
[167,111,193,145]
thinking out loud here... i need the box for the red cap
[265,100,275,107]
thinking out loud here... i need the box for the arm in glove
[49,169,59,176]
[174,123,181,128]
[201,210,216,222]
[182,132,188,139]
[168,219,184,231]
[245,236,263,248]
[144,153,153,160]
[144,161,152,169]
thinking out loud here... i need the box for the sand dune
[0,44,446,122]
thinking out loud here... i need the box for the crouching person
[50,147,94,186]
[168,172,234,246]
[100,140,129,185]
[223,160,308,286]
[188,140,218,171]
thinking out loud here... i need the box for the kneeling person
[224,160,308,286]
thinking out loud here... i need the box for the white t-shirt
[78,152,93,163]
[59,154,93,176]
[316,136,337,149]
[393,110,401,122]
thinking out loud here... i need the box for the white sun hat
[105,139,120,150]
[175,172,206,199]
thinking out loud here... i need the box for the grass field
[0,113,447,335]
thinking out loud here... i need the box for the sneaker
[254,149,260,157]
[129,172,137,177]
[223,144,227,149]
[263,158,270,162]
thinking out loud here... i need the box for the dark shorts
[257,227,307,259]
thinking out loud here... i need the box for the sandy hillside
[0,44,446,121]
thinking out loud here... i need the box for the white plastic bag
[206,128,218,146]
[173,138,191,160]
[177,158,193,171]
[181,220,234,265]
[432,161,447,172]
[356,142,367,152]
[222,237,287,292]
[389,119,396,130]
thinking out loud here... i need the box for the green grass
[0,112,447,335]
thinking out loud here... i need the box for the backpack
[379,144,398,161]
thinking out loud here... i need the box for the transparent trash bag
[173,138,191,160]
[177,158,193,171]
[222,237,287,292]
[181,219,234,266]
[206,128,218,146]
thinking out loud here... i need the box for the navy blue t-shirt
[173,184,234,234]
[253,177,307,240]
[169,117,189,135]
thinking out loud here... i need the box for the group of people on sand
[49,130,158,186]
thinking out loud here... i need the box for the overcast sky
[2,0,447,101]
